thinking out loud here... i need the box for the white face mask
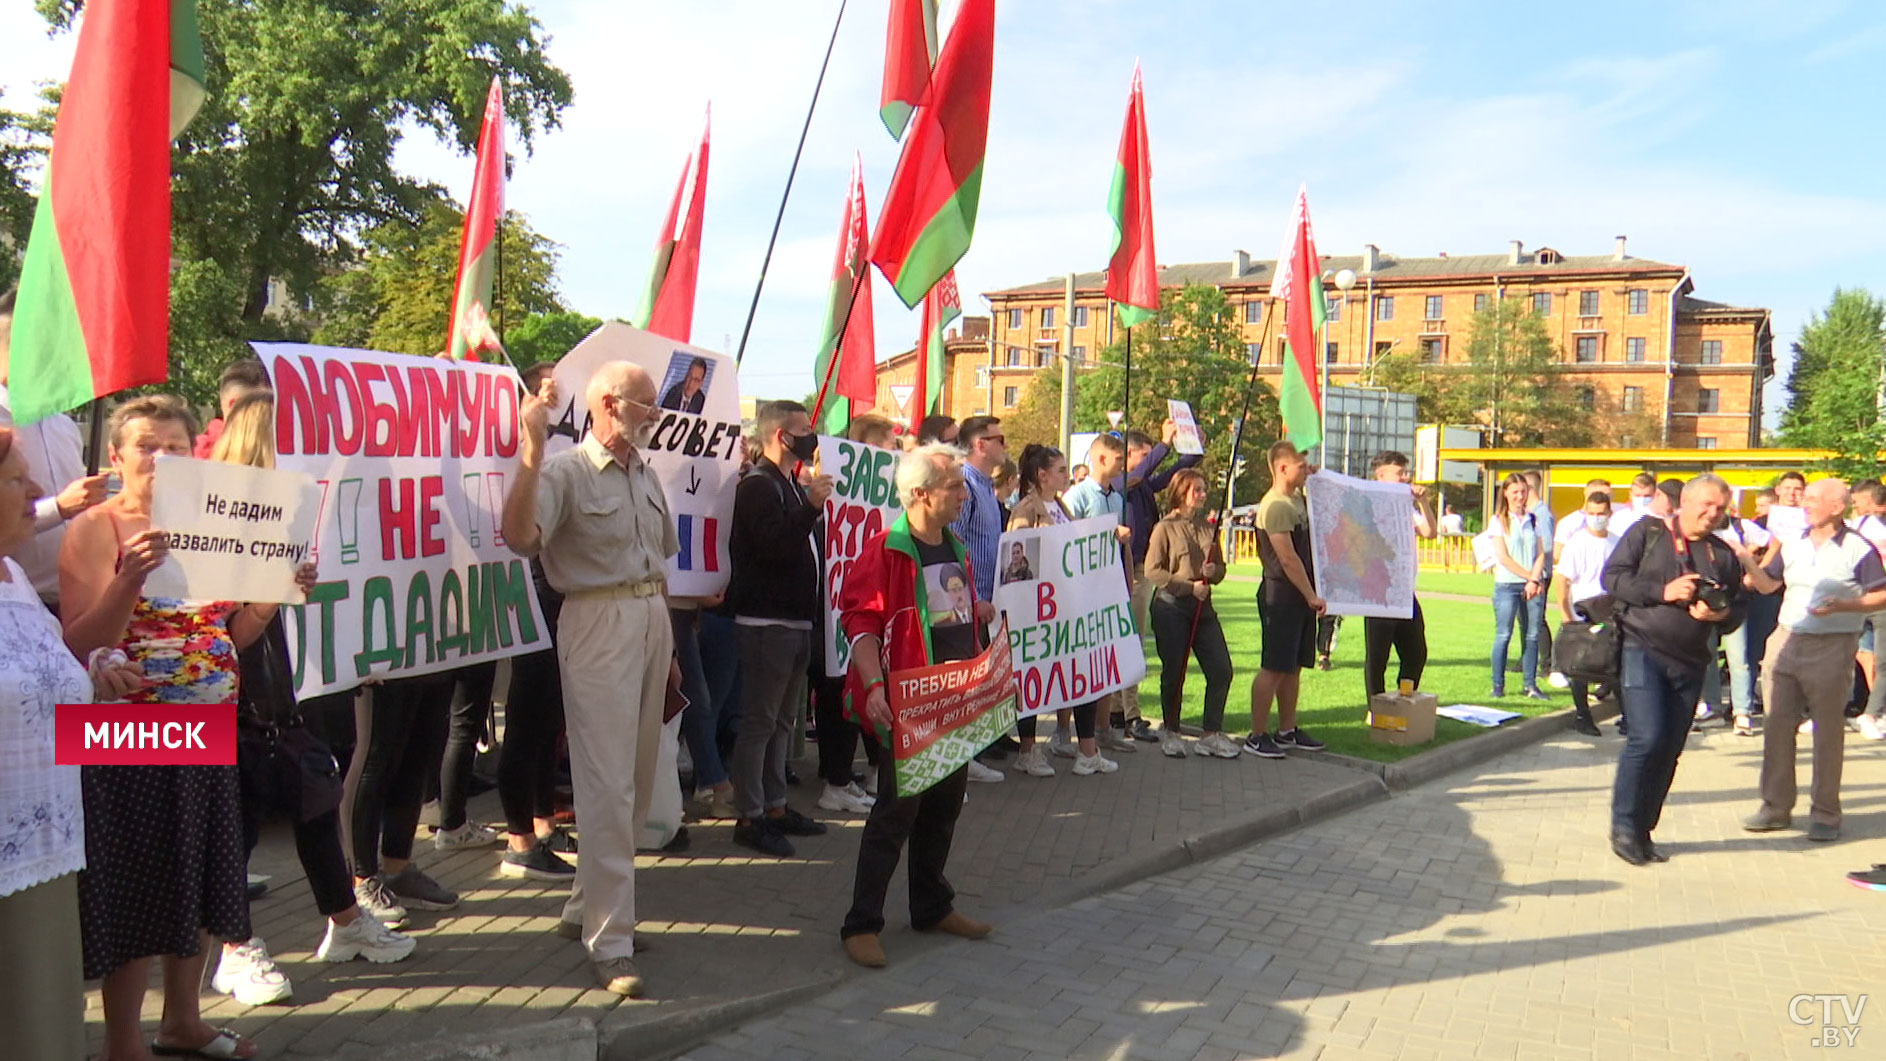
[1585,514,1610,534]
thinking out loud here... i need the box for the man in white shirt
[1610,473,1658,533]
[1553,491,1620,736]
[1549,478,1613,688]
[0,289,110,608]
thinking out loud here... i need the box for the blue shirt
[1125,443,1203,565]
[951,463,1003,601]
[1492,511,1541,586]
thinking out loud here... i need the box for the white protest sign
[819,435,904,676]
[257,343,550,697]
[992,515,1146,717]
[145,457,321,604]
[545,322,742,597]
[1167,399,1205,455]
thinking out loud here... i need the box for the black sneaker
[1128,718,1159,742]
[733,818,795,858]
[1572,715,1603,737]
[660,826,690,854]
[1616,718,1630,737]
[1522,687,1551,701]
[771,807,827,837]
[540,825,579,858]
[387,864,459,910]
[1276,727,1325,751]
[500,841,576,882]
[1242,733,1286,759]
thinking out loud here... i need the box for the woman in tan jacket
[1007,444,1113,777]
[1144,469,1237,758]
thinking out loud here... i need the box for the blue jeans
[1611,641,1705,835]
[699,611,743,762]
[1491,583,1544,693]
[1718,624,1754,717]
[671,608,725,791]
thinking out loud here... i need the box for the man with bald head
[1733,476,1886,843]
[504,360,678,996]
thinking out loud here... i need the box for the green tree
[0,91,50,292]
[30,0,574,407]
[1012,285,1280,504]
[1778,288,1886,479]
[1371,299,1594,448]
[313,199,567,356]
[506,310,603,365]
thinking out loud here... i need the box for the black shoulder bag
[236,616,345,822]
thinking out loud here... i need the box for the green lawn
[1226,562,1497,600]
[1137,592,1563,763]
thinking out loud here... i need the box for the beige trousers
[1759,627,1856,828]
[557,593,672,961]
[0,873,84,1060]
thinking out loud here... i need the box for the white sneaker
[212,938,293,1005]
[1696,701,1713,720]
[843,781,876,806]
[1859,715,1886,741]
[1098,729,1139,754]
[1012,748,1055,777]
[1159,730,1189,758]
[817,783,874,814]
[1547,672,1570,690]
[1799,719,1815,735]
[1047,729,1078,759]
[1198,733,1244,759]
[434,822,502,850]
[861,772,879,797]
[966,760,1005,784]
[317,911,416,964]
[1072,752,1119,776]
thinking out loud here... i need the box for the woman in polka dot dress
[59,395,311,1061]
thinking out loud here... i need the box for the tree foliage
[506,311,604,366]
[1371,299,1599,448]
[313,198,566,357]
[1778,288,1886,480]
[1011,285,1281,504]
[28,0,574,406]
[0,92,51,292]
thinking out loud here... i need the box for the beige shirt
[529,434,678,594]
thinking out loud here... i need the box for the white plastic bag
[637,715,685,851]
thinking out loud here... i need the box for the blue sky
[5,0,1885,420]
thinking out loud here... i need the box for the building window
[1006,348,1022,367]
[1578,290,1600,317]
[1419,337,1442,362]
[1245,301,1262,324]
[1374,341,1394,361]
[1325,342,1339,363]
[1376,296,1394,321]
[1007,308,1024,330]
[1040,306,1055,330]
[1532,292,1551,315]
[1072,305,1089,327]
[1627,288,1649,315]
[1626,337,1646,362]
[1620,434,1637,448]
[1575,336,1599,363]
[975,366,989,386]
[1002,386,1019,407]
[1577,385,1596,412]
[1424,295,1443,321]
[1698,388,1720,413]
[1071,345,1087,365]
[1701,340,1722,365]
[1245,342,1261,365]
[1623,386,1643,413]
[1474,293,1489,313]
[1034,345,1053,368]
[1697,437,1718,450]
[1326,297,1340,323]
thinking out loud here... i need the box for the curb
[1321,704,1595,792]
[610,974,845,1061]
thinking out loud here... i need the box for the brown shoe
[923,911,992,940]
[593,957,644,997]
[843,933,888,968]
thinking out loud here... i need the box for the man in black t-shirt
[1243,441,1328,759]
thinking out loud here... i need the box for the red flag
[445,77,505,360]
[879,0,939,140]
[911,271,962,432]
[1106,64,1158,328]
[870,0,994,309]
[637,109,710,342]
[812,155,877,435]
[1273,186,1326,451]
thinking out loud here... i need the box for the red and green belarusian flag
[445,77,506,361]
[910,271,961,432]
[637,109,711,343]
[811,155,878,436]
[870,0,993,309]
[1272,185,1325,452]
[1105,64,1158,329]
[9,0,205,426]
[879,0,939,140]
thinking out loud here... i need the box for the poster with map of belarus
[1304,470,1416,619]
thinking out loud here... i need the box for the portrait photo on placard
[999,538,1040,585]
[658,352,714,414]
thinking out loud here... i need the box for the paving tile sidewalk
[82,725,1378,1058]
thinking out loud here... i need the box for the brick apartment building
[875,238,1773,449]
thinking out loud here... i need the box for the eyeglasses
[610,393,654,413]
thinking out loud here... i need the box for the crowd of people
[3,283,1884,1054]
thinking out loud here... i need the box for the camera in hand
[1691,577,1731,613]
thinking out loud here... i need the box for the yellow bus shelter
[1440,447,1837,519]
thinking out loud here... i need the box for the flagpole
[807,262,871,428]
[735,0,849,366]
[1222,308,1279,517]
[84,398,105,475]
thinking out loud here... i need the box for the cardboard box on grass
[1367,691,1438,746]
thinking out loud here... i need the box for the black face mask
[787,431,818,462]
